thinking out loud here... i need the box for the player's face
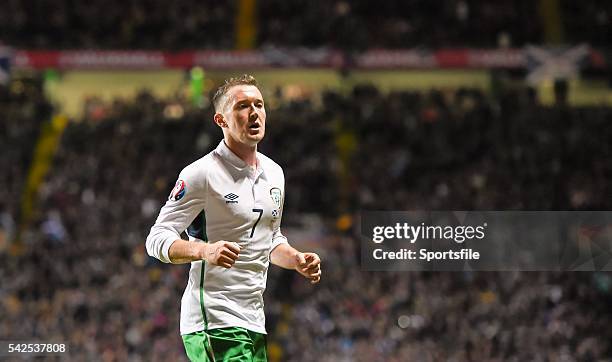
[221,85,266,147]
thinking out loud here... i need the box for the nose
[249,109,258,121]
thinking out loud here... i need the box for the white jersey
[146,140,288,335]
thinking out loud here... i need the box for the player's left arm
[269,169,320,284]
[270,243,321,284]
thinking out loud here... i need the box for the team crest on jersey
[270,188,282,209]
[169,180,187,201]
[270,187,282,223]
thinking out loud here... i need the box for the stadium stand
[0,0,608,49]
[1,83,610,360]
[0,78,52,242]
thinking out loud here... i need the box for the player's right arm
[145,165,240,267]
[168,239,241,267]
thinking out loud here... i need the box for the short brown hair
[212,74,259,112]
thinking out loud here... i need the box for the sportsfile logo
[363,211,612,271]
[372,222,487,244]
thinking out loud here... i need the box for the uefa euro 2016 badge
[169,180,187,201]
[270,187,282,220]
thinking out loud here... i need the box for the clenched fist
[295,252,321,284]
[202,241,241,268]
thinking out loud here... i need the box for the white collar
[214,140,266,181]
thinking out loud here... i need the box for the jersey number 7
[250,209,263,238]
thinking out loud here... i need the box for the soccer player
[146,74,321,361]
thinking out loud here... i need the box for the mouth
[247,123,261,135]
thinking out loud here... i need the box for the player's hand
[202,241,241,268]
[295,252,321,284]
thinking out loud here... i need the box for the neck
[224,137,258,167]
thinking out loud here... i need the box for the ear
[214,113,227,128]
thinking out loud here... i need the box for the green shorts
[182,327,267,362]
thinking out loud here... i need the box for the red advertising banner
[11,48,607,70]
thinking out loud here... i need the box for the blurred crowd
[0,78,51,246]
[1,0,610,49]
[0,0,234,49]
[258,0,542,50]
[341,84,611,211]
[1,80,611,361]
